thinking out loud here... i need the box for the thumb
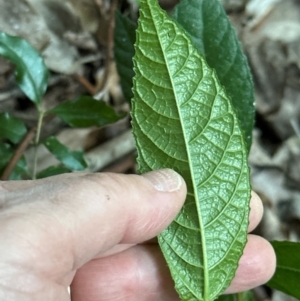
[0,169,186,274]
[62,169,186,268]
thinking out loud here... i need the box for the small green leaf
[0,143,29,180]
[0,31,49,105]
[51,96,125,128]
[0,112,27,143]
[267,241,300,299]
[9,156,29,180]
[114,11,136,102]
[132,0,251,300]
[216,291,254,301]
[173,0,255,151]
[0,144,12,171]
[44,136,87,171]
[37,165,72,179]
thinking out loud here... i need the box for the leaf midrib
[147,3,209,299]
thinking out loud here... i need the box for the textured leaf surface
[173,0,254,151]
[132,0,251,300]
[44,136,87,171]
[0,112,27,143]
[51,96,125,128]
[0,32,48,105]
[114,11,136,102]
[267,241,300,299]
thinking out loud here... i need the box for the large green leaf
[267,241,300,299]
[51,96,125,128]
[0,112,27,144]
[132,0,251,300]
[114,11,136,103]
[0,32,48,105]
[44,136,87,171]
[173,0,255,151]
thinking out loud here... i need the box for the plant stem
[73,74,97,95]
[32,110,45,179]
[237,292,244,301]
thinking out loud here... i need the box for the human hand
[0,169,275,301]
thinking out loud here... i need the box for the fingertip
[225,235,276,294]
[142,169,185,193]
[119,170,187,243]
[248,191,264,232]
[139,169,187,216]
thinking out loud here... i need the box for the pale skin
[0,169,276,301]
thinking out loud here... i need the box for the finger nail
[142,169,182,192]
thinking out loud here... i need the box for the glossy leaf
[173,0,255,151]
[0,143,29,180]
[132,0,251,300]
[0,112,27,143]
[44,136,87,171]
[37,165,72,179]
[114,11,136,102]
[267,241,300,299]
[51,96,125,128]
[0,31,48,105]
